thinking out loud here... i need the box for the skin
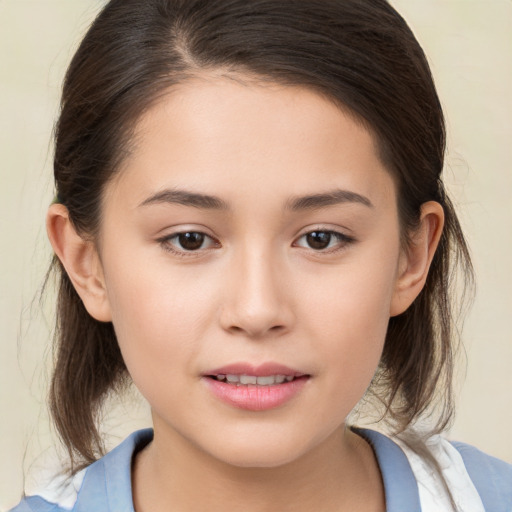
[47,75,444,511]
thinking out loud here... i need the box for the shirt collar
[354,428,421,512]
[75,428,153,512]
[76,427,419,511]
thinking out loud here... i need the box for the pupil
[307,231,331,250]
[178,232,204,250]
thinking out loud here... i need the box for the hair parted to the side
[49,0,473,472]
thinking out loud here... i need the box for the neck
[132,423,385,512]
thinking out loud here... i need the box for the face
[97,76,403,467]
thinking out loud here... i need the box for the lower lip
[203,376,310,411]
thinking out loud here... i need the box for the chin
[203,429,319,469]
[218,447,304,469]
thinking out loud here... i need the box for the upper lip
[204,362,308,377]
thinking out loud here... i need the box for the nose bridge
[220,239,292,338]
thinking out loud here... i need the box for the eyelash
[294,230,355,253]
[157,228,356,257]
[157,231,220,258]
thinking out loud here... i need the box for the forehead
[108,76,396,213]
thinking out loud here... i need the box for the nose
[219,246,294,339]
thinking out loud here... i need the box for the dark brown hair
[49,0,473,470]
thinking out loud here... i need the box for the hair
[49,0,473,473]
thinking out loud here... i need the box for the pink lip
[202,362,310,411]
[204,362,307,377]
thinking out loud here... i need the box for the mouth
[203,362,310,384]
[202,363,310,411]
[205,374,306,386]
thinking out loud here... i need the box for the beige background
[1,0,511,509]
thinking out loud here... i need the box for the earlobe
[390,201,444,317]
[46,204,112,322]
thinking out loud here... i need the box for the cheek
[302,246,398,345]
[102,258,218,388]
[299,244,399,411]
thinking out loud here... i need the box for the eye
[294,230,354,252]
[158,231,219,254]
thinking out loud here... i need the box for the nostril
[227,324,287,338]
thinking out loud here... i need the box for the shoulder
[7,469,87,512]
[8,495,65,512]
[355,427,512,512]
[396,432,512,512]
[450,440,512,510]
[7,429,153,512]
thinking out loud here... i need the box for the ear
[46,204,112,322]
[390,201,444,317]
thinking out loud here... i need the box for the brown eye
[177,232,205,251]
[306,231,332,250]
[159,231,219,255]
[295,229,355,252]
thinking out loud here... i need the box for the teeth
[256,376,275,385]
[217,374,295,386]
[240,375,257,385]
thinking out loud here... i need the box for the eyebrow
[286,189,373,211]
[139,188,373,211]
[139,189,229,210]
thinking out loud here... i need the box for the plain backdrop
[1,1,511,509]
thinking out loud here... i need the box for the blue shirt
[9,428,512,511]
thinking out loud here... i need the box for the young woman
[10,0,512,511]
